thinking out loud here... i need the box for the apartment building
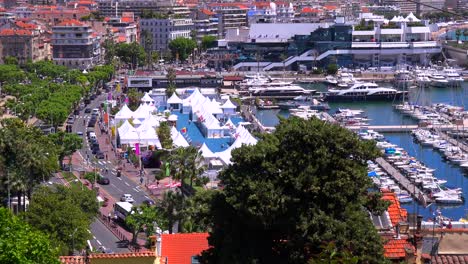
[96,0,172,17]
[52,19,101,69]
[247,2,295,24]
[106,13,138,43]
[0,29,46,64]
[208,3,248,37]
[31,6,91,25]
[140,17,193,53]
[191,9,219,43]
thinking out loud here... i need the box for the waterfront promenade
[375,157,433,205]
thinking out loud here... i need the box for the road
[72,93,152,205]
[89,220,128,253]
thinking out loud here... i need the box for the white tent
[115,104,134,122]
[222,118,236,130]
[133,104,154,120]
[215,125,257,165]
[168,114,178,122]
[199,143,217,159]
[137,121,162,149]
[221,98,237,116]
[171,126,189,147]
[141,93,155,105]
[167,93,183,110]
[118,120,140,144]
[145,114,160,128]
[406,12,421,22]
[210,98,223,115]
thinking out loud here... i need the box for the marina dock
[437,131,468,153]
[240,105,275,133]
[347,124,465,133]
[375,157,434,205]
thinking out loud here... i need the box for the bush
[326,64,338,75]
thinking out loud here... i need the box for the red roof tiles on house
[90,251,156,259]
[323,5,338,10]
[0,29,33,36]
[382,190,408,226]
[383,239,414,259]
[15,21,38,30]
[301,7,320,13]
[201,8,215,16]
[432,255,468,264]
[121,16,134,23]
[161,233,209,264]
[59,256,86,264]
[57,19,85,27]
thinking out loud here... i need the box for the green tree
[0,64,25,83]
[4,56,18,65]
[455,29,462,42]
[126,88,143,111]
[157,190,185,234]
[168,37,197,62]
[0,208,60,264]
[199,117,388,264]
[157,122,173,149]
[125,204,158,245]
[166,67,177,97]
[169,146,206,187]
[48,131,83,168]
[116,42,146,69]
[25,185,98,255]
[201,35,217,50]
[326,63,338,75]
[181,189,215,233]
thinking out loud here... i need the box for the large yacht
[247,85,315,98]
[325,82,407,101]
[443,68,464,84]
[429,73,449,88]
[240,73,292,88]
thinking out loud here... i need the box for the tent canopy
[221,98,237,109]
[167,93,183,104]
[115,104,134,120]
[141,93,155,103]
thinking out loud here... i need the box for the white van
[89,132,97,141]
[92,108,99,115]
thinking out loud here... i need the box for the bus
[114,202,133,221]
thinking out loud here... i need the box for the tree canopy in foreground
[0,207,60,264]
[199,117,388,264]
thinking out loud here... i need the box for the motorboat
[336,72,358,88]
[324,75,338,85]
[277,96,330,111]
[326,83,407,101]
[247,85,315,98]
[430,73,449,88]
[443,68,464,84]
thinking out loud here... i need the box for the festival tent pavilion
[114,104,134,123]
[167,93,183,111]
[220,97,237,116]
[118,120,140,145]
[171,126,189,147]
[141,92,155,105]
[214,125,258,165]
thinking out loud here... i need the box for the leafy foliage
[126,88,143,111]
[25,185,98,255]
[0,207,60,264]
[156,190,185,234]
[326,64,338,75]
[48,131,83,167]
[168,146,206,187]
[168,37,197,61]
[125,204,158,244]
[199,117,387,263]
[115,42,146,68]
[157,122,173,149]
[201,35,217,50]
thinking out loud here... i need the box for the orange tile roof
[121,16,134,23]
[15,21,38,30]
[432,255,468,264]
[90,251,156,259]
[362,7,369,12]
[0,29,33,36]
[208,3,248,9]
[383,239,414,259]
[161,233,209,264]
[201,8,215,16]
[56,19,86,26]
[301,7,320,13]
[117,35,126,42]
[59,256,86,264]
[323,5,338,10]
[382,190,408,226]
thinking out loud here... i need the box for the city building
[139,17,193,53]
[0,27,46,64]
[31,6,91,25]
[380,0,417,14]
[127,70,222,91]
[208,3,248,37]
[247,2,295,24]
[105,12,138,43]
[96,0,173,17]
[191,9,219,43]
[51,19,101,69]
[212,13,440,71]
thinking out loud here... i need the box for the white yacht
[326,82,407,101]
[430,73,449,87]
[336,72,358,88]
[324,75,338,85]
[443,68,464,84]
[248,85,315,98]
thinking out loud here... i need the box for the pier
[375,157,434,205]
[437,131,468,153]
[240,105,275,133]
[346,124,464,133]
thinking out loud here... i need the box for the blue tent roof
[368,171,378,177]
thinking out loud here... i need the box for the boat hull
[325,92,406,102]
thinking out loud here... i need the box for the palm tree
[166,67,177,97]
[279,53,288,78]
[158,190,184,233]
[456,29,462,43]
[168,146,206,187]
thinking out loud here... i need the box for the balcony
[411,41,438,48]
[352,42,379,48]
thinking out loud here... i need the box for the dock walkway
[438,131,468,153]
[375,157,433,205]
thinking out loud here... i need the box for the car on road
[66,116,75,124]
[84,108,92,113]
[92,108,99,116]
[116,240,129,248]
[95,151,105,159]
[142,199,155,206]
[76,131,83,137]
[97,176,110,185]
[73,109,80,115]
[87,120,96,128]
[91,147,100,154]
[120,194,135,203]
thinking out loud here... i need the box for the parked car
[67,116,75,124]
[76,132,83,137]
[97,176,110,185]
[73,109,80,115]
[120,194,135,203]
[87,120,96,128]
[142,199,155,206]
[116,240,129,248]
[92,148,100,155]
[95,151,105,159]
[84,108,92,113]
[61,164,71,171]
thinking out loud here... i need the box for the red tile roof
[59,256,86,264]
[301,7,320,13]
[208,3,249,10]
[432,255,468,264]
[161,233,209,264]
[201,8,215,16]
[15,21,38,30]
[57,19,85,27]
[0,29,33,36]
[90,251,156,259]
[383,238,414,259]
[382,190,408,226]
[362,7,370,12]
[117,35,126,43]
[121,16,134,23]
[323,5,338,10]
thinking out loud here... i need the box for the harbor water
[256,82,468,220]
